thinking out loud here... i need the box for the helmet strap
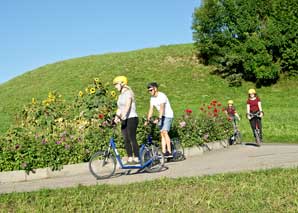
[120,83,125,93]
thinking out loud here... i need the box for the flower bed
[0,79,233,173]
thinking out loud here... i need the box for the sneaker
[133,157,140,164]
[126,157,133,164]
[167,151,173,157]
[164,151,172,158]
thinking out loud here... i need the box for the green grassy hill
[0,44,297,142]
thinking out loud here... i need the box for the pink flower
[21,162,27,169]
[179,121,186,128]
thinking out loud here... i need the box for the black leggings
[121,117,139,157]
[249,117,262,139]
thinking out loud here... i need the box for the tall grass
[0,44,297,142]
[1,168,298,212]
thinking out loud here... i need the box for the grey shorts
[159,116,173,132]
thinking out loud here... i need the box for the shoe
[163,151,172,158]
[126,157,133,164]
[133,157,140,164]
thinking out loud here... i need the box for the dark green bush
[192,0,298,86]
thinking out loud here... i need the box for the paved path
[1,143,298,194]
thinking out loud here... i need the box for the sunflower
[94,78,100,83]
[110,90,116,97]
[90,87,96,94]
[79,91,83,97]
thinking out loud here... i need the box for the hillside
[0,44,297,142]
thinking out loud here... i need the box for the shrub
[0,78,118,173]
[172,100,233,147]
[0,80,233,173]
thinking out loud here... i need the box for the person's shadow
[242,142,261,147]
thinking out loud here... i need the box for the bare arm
[246,104,250,114]
[258,102,263,112]
[147,105,154,121]
[258,101,263,117]
[246,104,251,119]
[159,103,165,119]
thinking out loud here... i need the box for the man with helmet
[246,88,264,144]
[145,82,174,156]
[113,76,139,164]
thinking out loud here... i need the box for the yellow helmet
[113,76,128,85]
[228,100,234,105]
[248,88,256,94]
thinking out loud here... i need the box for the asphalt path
[1,143,298,194]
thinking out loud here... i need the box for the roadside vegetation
[0,43,297,172]
[1,168,298,212]
[0,44,297,144]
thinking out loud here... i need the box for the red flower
[185,109,193,114]
[211,100,217,106]
[213,108,218,113]
[217,103,222,107]
[98,114,104,119]
[208,105,212,109]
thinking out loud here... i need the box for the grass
[1,168,298,212]
[0,43,297,142]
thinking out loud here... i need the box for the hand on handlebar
[114,115,122,124]
[153,119,159,124]
[144,118,158,126]
[247,111,263,120]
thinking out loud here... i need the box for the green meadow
[1,168,298,212]
[0,44,297,142]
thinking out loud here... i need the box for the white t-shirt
[150,92,174,118]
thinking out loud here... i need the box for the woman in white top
[113,76,139,164]
[145,82,174,156]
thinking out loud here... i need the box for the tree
[192,0,298,86]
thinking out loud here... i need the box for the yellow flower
[85,88,89,93]
[79,91,83,97]
[110,91,116,97]
[94,78,100,83]
[90,87,96,94]
[56,117,63,123]
[42,100,49,106]
[31,98,36,105]
[48,92,55,99]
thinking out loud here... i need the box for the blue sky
[0,0,200,84]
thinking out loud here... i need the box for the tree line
[192,0,298,86]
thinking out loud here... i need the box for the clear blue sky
[0,0,200,84]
